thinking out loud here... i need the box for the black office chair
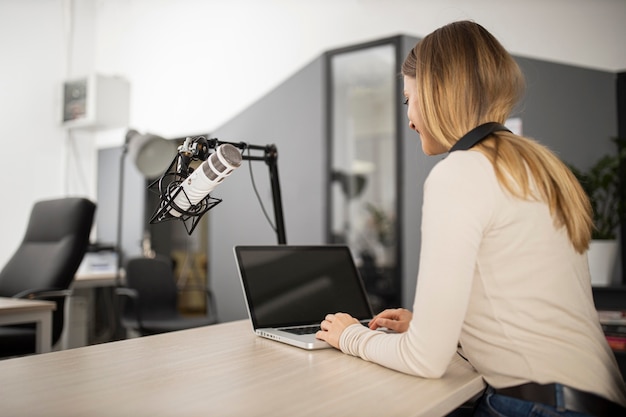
[0,197,96,358]
[116,255,218,336]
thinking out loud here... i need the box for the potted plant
[569,138,626,285]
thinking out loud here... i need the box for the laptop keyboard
[282,325,321,335]
[281,321,370,335]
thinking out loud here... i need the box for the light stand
[116,130,179,285]
[103,130,179,341]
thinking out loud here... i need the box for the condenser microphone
[169,143,242,217]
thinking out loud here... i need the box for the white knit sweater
[340,150,626,406]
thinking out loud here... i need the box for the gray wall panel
[97,146,146,261]
[514,56,617,169]
[209,57,326,322]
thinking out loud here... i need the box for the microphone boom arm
[209,139,286,244]
[148,136,287,244]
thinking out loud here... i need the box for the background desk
[0,297,55,353]
[61,270,118,349]
[0,320,484,417]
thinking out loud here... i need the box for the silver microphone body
[169,143,242,217]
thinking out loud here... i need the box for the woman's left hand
[315,312,359,349]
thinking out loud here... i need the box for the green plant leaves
[568,139,626,240]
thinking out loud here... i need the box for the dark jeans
[473,386,593,417]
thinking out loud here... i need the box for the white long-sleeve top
[340,150,626,406]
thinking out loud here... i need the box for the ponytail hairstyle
[402,21,593,253]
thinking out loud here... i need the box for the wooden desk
[0,297,56,353]
[0,320,484,416]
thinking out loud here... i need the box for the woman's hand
[315,312,359,349]
[369,308,412,333]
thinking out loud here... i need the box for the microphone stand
[215,139,286,244]
[148,137,287,245]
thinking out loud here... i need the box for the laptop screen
[234,245,373,329]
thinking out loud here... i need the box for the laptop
[234,245,375,350]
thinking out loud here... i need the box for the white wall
[1,0,625,267]
[0,0,98,266]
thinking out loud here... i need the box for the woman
[315,21,626,416]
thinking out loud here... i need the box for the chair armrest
[13,288,73,300]
[115,287,144,331]
[115,287,138,299]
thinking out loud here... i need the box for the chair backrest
[123,256,180,319]
[0,197,96,343]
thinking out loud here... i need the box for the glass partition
[326,39,401,312]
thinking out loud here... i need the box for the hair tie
[449,122,511,152]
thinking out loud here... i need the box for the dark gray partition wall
[399,36,441,308]
[208,34,619,322]
[513,56,617,170]
[96,146,147,261]
[617,72,626,272]
[209,57,327,321]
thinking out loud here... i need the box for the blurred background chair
[116,255,217,337]
[0,197,96,358]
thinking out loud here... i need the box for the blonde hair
[402,21,592,253]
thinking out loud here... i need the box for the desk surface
[73,270,118,288]
[0,297,56,353]
[0,320,484,417]
[0,297,56,314]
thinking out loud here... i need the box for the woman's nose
[408,120,416,131]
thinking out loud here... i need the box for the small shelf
[593,286,626,380]
[593,286,626,310]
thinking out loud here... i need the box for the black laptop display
[234,245,374,349]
